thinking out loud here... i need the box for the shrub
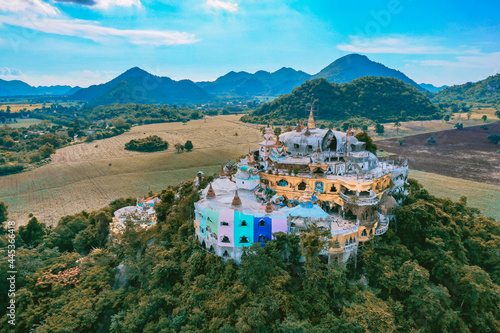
[427,137,436,144]
[487,134,500,144]
[124,135,169,152]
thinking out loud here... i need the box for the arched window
[220,221,229,226]
[277,179,288,187]
[258,235,267,243]
[240,236,249,243]
[298,181,307,191]
[330,184,337,192]
[241,220,247,226]
[259,219,266,227]
[223,250,229,257]
[362,229,367,237]
[221,235,230,243]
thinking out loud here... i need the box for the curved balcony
[340,192,379,206]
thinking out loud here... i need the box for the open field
[377,122,500,185]
[0,115,262,226]
[0,103,45,112]
[4,118,45,128]
[409,169,500,220]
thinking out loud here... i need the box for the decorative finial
[231,189,242,206]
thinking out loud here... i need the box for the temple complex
[194,107,408,263]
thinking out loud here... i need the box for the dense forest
[241,77,441,125]
[433,74,500,105]
[1,176,499,332]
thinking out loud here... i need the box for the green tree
[375,123,385,134]
[355,131,377,153]
[454,123,464,130]
[184,140,193,151]
[274,127,282,137]
[18,216,47,247]
[482,115,487,122]
[0,200,7,223]
[394,121,401,135]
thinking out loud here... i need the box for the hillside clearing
[409,169,500,220]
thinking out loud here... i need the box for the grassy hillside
[241,77,440,124]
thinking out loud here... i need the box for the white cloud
[337,35,480,55]
[207,0,238,13]
[0,14,199,46]
[0,0,59,16]
[420,52,500,70]
[93,0,142,9]
[0,67,22,76]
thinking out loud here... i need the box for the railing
[375,213,389,235]
[330,220,359,236]
[340,192,379,205]
[343,243,358,251]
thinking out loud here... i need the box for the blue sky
[0,0,499,87]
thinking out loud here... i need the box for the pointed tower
[206,183,216,198]
[307,105,316,130]
[259,125,276,161]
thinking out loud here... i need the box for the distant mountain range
[2,54,495,106]
[0,78,79,97]
[419,83,448,93]
[432,74,500,104]
[71,67,210,105]
[196,53,425,96]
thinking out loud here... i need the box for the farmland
[376,122,500,185]
[0,115,262,226]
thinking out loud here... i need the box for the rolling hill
[419,83,448,93]
[241,77,440,124]
[432,74,500,104]
[71,67,210,105]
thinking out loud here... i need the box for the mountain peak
[314,53,423,90]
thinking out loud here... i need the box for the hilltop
[241,76,440,124]
[433,73,500,105]
[313,53,424,91]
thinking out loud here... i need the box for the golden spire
[308,105,316,130]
